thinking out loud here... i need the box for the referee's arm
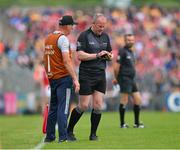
[113,62,120,79]
[77,50,97,61]
[114,49,123,79]
[77,50,110,61]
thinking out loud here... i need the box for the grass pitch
[0,111,179,149]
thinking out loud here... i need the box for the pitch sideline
[33,137,45,150]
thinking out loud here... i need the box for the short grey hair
[92,13,105,23]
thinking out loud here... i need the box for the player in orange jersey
[43,15,79,143]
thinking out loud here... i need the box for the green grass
[0,112,179,149]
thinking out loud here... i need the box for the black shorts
[118,76,138,93]
[79,68,106,95]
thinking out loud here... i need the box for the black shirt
[117,46,136,78]
[77,28,112,70]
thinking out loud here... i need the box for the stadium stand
[0,5,179,113]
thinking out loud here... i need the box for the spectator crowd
[0,4,180,111]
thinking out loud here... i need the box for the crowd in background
[0,4,180,111]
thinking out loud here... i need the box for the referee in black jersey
[67,13,113,141]
[114,33,144,128]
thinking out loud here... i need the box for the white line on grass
[33,137,45,150]
[33,124,57,149]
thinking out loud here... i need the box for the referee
[67,13,113,141]
[114,33,144,128]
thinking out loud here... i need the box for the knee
[134,96,142,105]
[134,98,141,105]
[78,103,89,111]
[120,98,128,105]
[93,101,102,110]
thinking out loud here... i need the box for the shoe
[58,139,67,143]
[67,132,77,141]
[89,134,98,141]
[44,138,55,143]
[120,124,129,128]
[133,123,144,128]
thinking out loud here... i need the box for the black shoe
[120,123,129,128]
[44,138,55,143]
[67,132,77,141]
[133,123,144,128]
[89,134,98,141]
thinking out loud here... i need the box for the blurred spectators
[0,4,180,111]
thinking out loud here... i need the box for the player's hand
[73,79,80,93]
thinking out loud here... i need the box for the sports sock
[119,104,126,126]
[67,106,83,133]
[90,109,101,136]
[133,104,140,125]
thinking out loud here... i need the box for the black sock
[67,107,83,133]
[133,105,140,125]
[90,109,101,136]
[119,104,126,126]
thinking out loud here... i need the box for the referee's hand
[73,79,80,93]
[97,51,113,61]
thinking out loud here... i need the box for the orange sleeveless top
[44,32,72,79]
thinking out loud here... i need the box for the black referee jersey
[117,46,136,79]
[77,28,112,71]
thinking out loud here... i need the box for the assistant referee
[114,33,144,128]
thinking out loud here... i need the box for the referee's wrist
[96,53,100,59]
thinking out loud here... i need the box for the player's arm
[62,52,78,81]
[62,52,79,92]
[58,35,79,92]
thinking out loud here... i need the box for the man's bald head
[91,13,107,36]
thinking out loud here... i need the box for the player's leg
[56,76,73,142]
[119,93,129,128]
[44,81,58,142]
[131,82,144,128]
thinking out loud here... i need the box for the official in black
[67,13,113,141]
[114,33,144,128]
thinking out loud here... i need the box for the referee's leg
[119,93,129,128]
[132,91,142,127]
[131,82,144,128]
[90,91,104,140]
[67,95,91,141]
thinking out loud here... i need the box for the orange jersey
[44,32,72,79]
